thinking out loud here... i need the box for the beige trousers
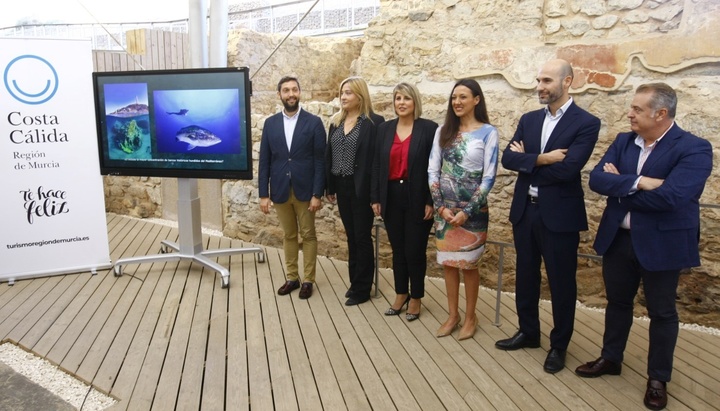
[274,189,318,283]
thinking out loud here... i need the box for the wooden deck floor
[1,213,719,410]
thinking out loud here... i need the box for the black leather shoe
[575,357,622,378]
[345,289,351,298]
[298,283,313,299]
[543,348,566,374]
[495,331,540,351]
[345,296,370,306]
[277,280,300,295]
[644,379,667,410]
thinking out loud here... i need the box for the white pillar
[209,0,229,68]
[188,0,208,68]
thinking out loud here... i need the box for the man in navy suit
[576,83,712,410]
[496,59,600,374]
[259,76,326,299]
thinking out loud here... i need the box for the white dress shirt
[620,122,674,229]
[282,107,301,151]
[529,97,574,198]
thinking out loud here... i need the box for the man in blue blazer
[258,76,326,299]
[576,83,712,410]
[496,59,600,374]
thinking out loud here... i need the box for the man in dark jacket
[258,76,326,299]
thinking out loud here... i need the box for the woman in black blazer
[371,82,438,320]
[326,77,385,306]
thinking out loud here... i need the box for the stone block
[545,19,562,34]
[622,10,649,24]
[572,0,608,16]
[608,0,644,11]
[592,14,619,29]
[660,20,681,32]
[649,5,683,22]
[409,10,433,21]
[365,27,385,38]
[545,0,568,17]
[561,16,592,36]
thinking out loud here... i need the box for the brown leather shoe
[644,379,667,410]
[298,283,313,299]
[575,357,622,378]
[277,280,300,295]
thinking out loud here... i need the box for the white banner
[0,38,111,283]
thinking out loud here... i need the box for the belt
[527,195,539,204]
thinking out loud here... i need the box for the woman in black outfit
[326,77,385,306]
[371,82,438,320]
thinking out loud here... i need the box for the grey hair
[636,82,677,118]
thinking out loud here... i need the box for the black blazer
[501,102,600,232]
[326,112,385,199]
[370,117,438,221]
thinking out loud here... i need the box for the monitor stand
[112,178,264,288]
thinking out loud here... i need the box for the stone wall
[103,176,163,218]
[222,30,366,263]
[357,0,720,327]
[107,0,720,327]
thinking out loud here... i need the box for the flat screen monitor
[92,67,252,180]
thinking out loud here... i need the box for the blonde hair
[393,82,422,119]
[331,76,374,127]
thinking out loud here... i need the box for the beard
[282,98,299,112]
[538,86,562,105]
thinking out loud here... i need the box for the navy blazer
[589,124,712,271]
[326,112,385,199]
[258,109,326,203]
[502,102,600,232]
[370,117,438,221]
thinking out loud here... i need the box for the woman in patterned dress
[428,78,499,340]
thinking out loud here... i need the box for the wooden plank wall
[92,29,188,72]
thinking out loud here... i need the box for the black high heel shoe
[406,298,421,322]
[384,295,410,316]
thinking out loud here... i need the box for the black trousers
[384,180,433,298]
[601,229,680,382]
[512,201,579,350]
[335,175,374,300]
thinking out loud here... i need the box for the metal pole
[374,221,380,298]
[494,245,504,326]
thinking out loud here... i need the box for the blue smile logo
[4,55,59,105]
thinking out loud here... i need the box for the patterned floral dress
[427,124,499,268]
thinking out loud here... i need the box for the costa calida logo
[3,54,59,105]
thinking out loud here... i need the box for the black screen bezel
[92,67,253,180]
